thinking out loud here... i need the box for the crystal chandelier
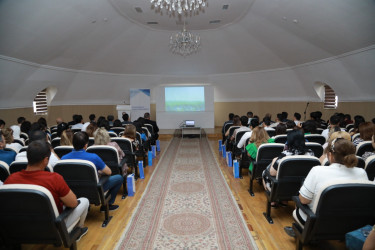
[169,24,200,56]
[150,0,207,15]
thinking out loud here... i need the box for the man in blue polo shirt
[0,131,16,165]
[62,132,123,211]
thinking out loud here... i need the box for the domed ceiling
[0,0,374,75]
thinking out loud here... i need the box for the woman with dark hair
[20,121,31,135]
[263,130,314,196]
[352,122,374,146]
[274,123,287,136]
[98,119,110,131]
[350,115,365,136]
[113,119,123,128]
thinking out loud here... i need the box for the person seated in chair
[0,131,16,165]
[231,116,251,141]
[144,112,159,140]
[352,121,374,146]
[284,138,368,237]
[5,140,90,241]
[2,128,23,153]
[62,132,123,211]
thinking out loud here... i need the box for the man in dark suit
[144,112,159,140]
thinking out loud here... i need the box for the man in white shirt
[237,119,260,149]
[231,116,251,142]
[293,112,302,126]
[10,117,25,140]
[71,115,84,130]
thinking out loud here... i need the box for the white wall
[0,46,374,110]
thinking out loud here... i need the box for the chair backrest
[304,134,326,145]
[235,130,248,144]
[365,155,375,181]
[87,145,120,175]
[50,125,58,133]
[223,123,233,134]
[0,161,10,182]
[88,137,95,147]
[141,127,150,138]
[13,138,25,146]
[110,137,133,153]
[226,126,240,140]
[144,124,154,135]
[9,161,28,174]
[356,156,365,169]
[136,132,142,144]
[305,142,324,158]
[307,180,375,241]
[286,129,293,134]
[0,184,65,246]
[274,155,320,200]
[266,129,275,137]
[274,135,287,144]
[71,128,81,134]
[50,132,58,140]
[54,160,102,205]
[20,132,29,141]
[51,137,61,148]
[345,124,354,132]
[352,133,360,141]
[316,128,324,135]
[356,141,374,156]
[19,146,28,153]
[54,146,74,158]
[252,143,285,177]
[111,127,125,136]
[108,131,118,138]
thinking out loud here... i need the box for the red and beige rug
[116,137,257,249]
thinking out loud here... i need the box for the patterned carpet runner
[116,137,257,249]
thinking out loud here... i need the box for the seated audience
[94,128,124,161]
[89,114,96,123]
[113,119,123,128]
[5,140,89,240]
[144,112,159,140]
[237,119,260,149]
[107,115,115,127]
[2,128,23,153]
[302,120,317,135]
[0,119,5,130]
[231,116,251,141]
[225,115,240,137]
[274,123,287,136]
[71,115,84,130]
[16,130,60,167]
[320,131,351,164]
[10,117,25,140]
[286,120,297,130]
[262,117,275,131]
[270,113,283,128]
[121,113,132,126]
[56,117,63,125]
[60,130,73,146]
[20,121,31,135]
[85,122,98,137]
[361,129,375,160]
[344,114,353,125]
[246,127,274,171]
[0,131,17,165]
[322,115,341,140]
[350,115,365,136]
[262,130,314,197]
[352,122,374,146]
[290,139,368,230]
[247,111,254,125]
[56,122,68,137]
[293,112,302,126]
[122,124,139,150]
[62,132,123,211]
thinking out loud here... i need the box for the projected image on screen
[165,86,205,112]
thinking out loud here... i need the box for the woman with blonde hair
[94,127,124,160]
[60,130,73,146]
[320,131,351,164]
[246,127,274,171]
[2,128,22,153]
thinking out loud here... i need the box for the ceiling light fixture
[169,23,200,56]
[150,0,207,15]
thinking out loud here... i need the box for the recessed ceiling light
[209,20,221,24]
[147,21,158,25]
[135,7,143,13]
[222,5,229,10]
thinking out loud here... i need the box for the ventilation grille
[33,89,48,115]
[324,85,338,109]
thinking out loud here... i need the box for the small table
[181,126,202,139]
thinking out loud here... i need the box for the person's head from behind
[353,115,365,129]
[57,122,68,137]
[324,131,351,155]
[60,130,73,146]
[2,128,14,144]
[315,111,322,119]
[302,120,317,134]
[27,140,51,167]
[97,116,105,125]
[281,112,288,120]
[89,114,96,122]
[344,114,352,122]
[250,127,269,147]
[86,122,98,137]
[113,119,122,127]
[228,113,234,120]
[327,138,358,168]
[73,132,89,150]
[233,115,241,126]
[275,123,287,135]
[286,120,296,129]
[29,130,47,143]
[247,111,253,118]
[17,117,26,124]
[74,115,83,124]
[98,119,110,130]
[276,113,283,122]
[329,115,340,126]
[263,117,271,126]
[287,130,307,153]
[310,112,318,121]
[0,131,5,149]
[94,128,111,145]
[123,124,136,140]
[37,117,47,128]
[21,121,31,134]
[294,112,301,121]
[250,118,259,129]
[240,116,248,126]
[144,112,151,119]
[122,113,129,122]
[0,119,5,129]
[107,115,114,122]
[359,122,374,141]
